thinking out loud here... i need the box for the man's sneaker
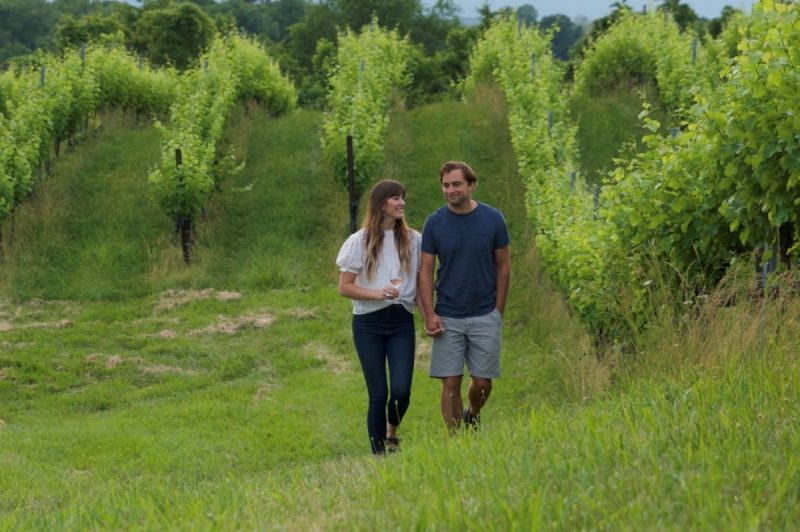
[462,407,480,431]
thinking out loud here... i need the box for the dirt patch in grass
[0,319,73,331]
[305,342,353,374]
[154,288,242,313]
[0,341,33,350]
[285,308,318,320]
[0,299,76,331]
[415,338,432,366]
[188,312,275,336]
[85,353,199,376]
[252,363,279,402]
[0,299,78,319]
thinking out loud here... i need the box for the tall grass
[570,84,668,186]
[1,90,798,528]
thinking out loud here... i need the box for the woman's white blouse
[336,228,421,315]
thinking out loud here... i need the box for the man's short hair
[439,161,477,185]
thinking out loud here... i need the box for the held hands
[424,313,445,337]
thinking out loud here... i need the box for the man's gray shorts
[429,309,503,379]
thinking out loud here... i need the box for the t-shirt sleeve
[494,210,511,249]
[421,216,436,255]
[412,230,423,272]
[336,233,363,273]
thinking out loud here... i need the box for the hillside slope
[0,90,595,528]
[3,88,795,529]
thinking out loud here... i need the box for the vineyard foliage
[606,0,800,279]
[148,34,296,222]
[464,14,627,337]
[467,1,800,340]
[0,51,97,224]
[0,34,295,233]
[321,19,409,196]
[86,44,177,117]
[573,10,713,114]
[0,44,177,228]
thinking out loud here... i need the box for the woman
[336,179,421,455]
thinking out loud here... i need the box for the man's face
[441,169,475,208]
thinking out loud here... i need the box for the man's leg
[430,315,468,434]
[440,375,463,434]
[463,310,502,426]
[467,377,492,417]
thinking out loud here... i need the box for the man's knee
[472,377,492,393]
[442,375,462,393]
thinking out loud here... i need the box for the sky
[437,0,753,21]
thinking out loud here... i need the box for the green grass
[571,83,669,186]
[1,89,799,529]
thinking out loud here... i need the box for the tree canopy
[0,0,742,108]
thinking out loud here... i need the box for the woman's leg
[386,310,415,430]
[352,314,389,455]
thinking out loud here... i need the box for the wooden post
[347,135,358,234]
[175,148,192,264]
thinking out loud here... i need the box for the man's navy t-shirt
[421,202,510,318]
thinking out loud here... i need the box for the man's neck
[448,199,478,214]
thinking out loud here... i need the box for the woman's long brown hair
[362,179,413,281]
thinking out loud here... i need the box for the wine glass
[390,268,403,301]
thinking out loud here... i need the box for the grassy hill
[1,89,798,528]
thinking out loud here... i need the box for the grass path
[2,92,798,529]
[0,92,591,527]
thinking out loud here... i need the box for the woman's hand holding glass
[378,283,400,300]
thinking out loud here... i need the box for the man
[418,161,511,433]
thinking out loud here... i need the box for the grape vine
[320,18,409,197]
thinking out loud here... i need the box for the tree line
[0,0,741,108]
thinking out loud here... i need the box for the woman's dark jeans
[352,304,415,454]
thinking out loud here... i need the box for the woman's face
[381,194,406,224]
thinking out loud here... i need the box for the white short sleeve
[336,230,365,274]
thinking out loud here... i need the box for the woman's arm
[339,271,398,301]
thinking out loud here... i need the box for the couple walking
[336,161,511,455]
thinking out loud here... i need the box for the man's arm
[494,245,510,314]
[418,252,444,336]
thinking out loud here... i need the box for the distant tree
[409,0,460,54]
[53,15,126,52]
[517,4,538,27]
[208,0,305,42]
[275,2,338,106]
[568,0,631,67]
[134,2,216,69]
[657,0,698,32]
[332,0,423,32]
[573,15,591,30]
[477,2,496,30]
[540,14,583,61]
[282,2,336,73]
[209,0,278,39]
[51,0,96,18]
[707,5,740,38]
[270,0,306,41]
[0,0,57,64]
